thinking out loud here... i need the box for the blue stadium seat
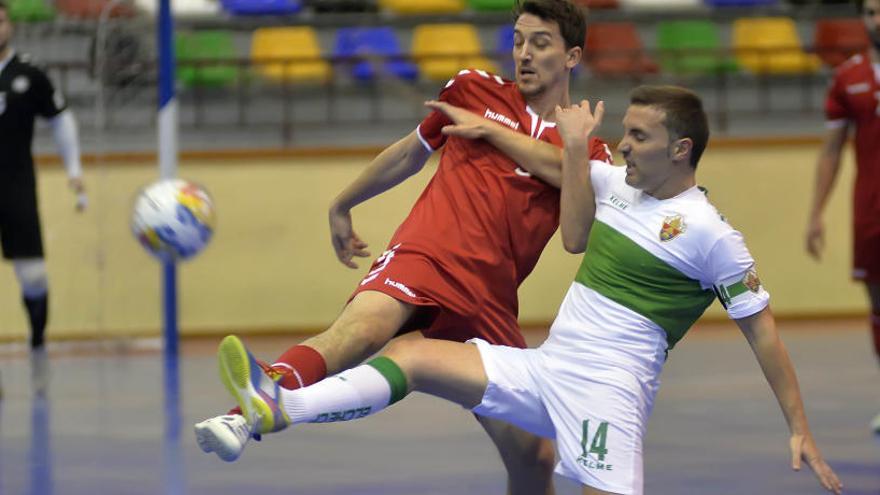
[334,27,418,81]
[496,24,515,78]
[220,0,303,15]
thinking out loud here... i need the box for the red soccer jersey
[386,69,612,323]
[825,53,880,233]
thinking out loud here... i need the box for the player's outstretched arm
[735,308,843,494]
[50,109,87,212]
[328,130,432,268]
[424,100,563,187]
[806,125,848,261]
[555,101,603,254]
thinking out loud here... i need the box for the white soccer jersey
[543,160,770,384]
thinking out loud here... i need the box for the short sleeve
[706,230,770,319]
[30,66,66,118]
[416,71,470,151]
[824,71,850,124]
[589,159,617,199]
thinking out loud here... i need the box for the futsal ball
[131,178,216,261]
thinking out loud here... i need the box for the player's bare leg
[302,290,417,374]
[867,283,880,433]
[477,416,556,495]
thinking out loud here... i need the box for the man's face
[864,0,880,47]
[0,9,12,54]
[512,13,578,98]
[617,104,678,192]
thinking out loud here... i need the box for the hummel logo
[484,108,520,130]
[385,278,416,298]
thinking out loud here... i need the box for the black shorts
[0,185,44,259]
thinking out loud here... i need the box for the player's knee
[518,438,556,474]
[13,259,47,298]
[497,430,555,475]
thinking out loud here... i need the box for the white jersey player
[208,86,843,495]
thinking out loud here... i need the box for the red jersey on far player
[354,69,612,346]
[825,53,880,280]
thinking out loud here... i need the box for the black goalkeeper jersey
[0,52,65,187]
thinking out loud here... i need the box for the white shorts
[470,338,651,495]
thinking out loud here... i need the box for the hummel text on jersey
[385,278,416,298]
[484,108,520,130]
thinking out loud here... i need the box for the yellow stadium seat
[251,27,332,83]
[380,0,464,14]
[732,17,821,74]
[412,24,497,81]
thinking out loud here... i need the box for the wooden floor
[0,320,878,495]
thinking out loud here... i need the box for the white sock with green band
[281,356,409,425]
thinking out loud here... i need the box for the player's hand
[69,177,87,212]
[554,100,604,146]
[805,216,824,260]
[424,100,488,140]
[790,433,843,494]
[329,206,370,269]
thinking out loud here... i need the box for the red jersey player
[196,1,611,491]
[807,0,880,433]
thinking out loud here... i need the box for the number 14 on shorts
[577,419,613,471]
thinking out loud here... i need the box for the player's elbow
[561,232,587,254]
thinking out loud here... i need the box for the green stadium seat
[468,0,515,11]
[8,0,55,22]
[176,31,239,88]
[656,20,738,75]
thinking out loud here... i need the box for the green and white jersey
[542,160,769,384]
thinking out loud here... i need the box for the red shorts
[350,243,526,348]
[853,227,880,283]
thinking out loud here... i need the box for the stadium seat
[8,0,54,22]
[732,17,821,74]
[55,0,134,18]
[333,27,418,81]
[250,27,332,83]
[584,22,658,76]
[379,0,464,14]
[496,24,515,78]
[656,20,738,75]
[176,31,238,87]
[468,0,515,11]
[574,0,619,8]
[412,23,497,81]
[135,0,221,17]
[814,18,869,68]
[221,0,303,15]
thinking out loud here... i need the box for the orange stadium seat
[814,18,869,68]
[250,27,332,83]
[584,22,658,76]
[379,0,464,14]
[412,23,497,81]
[732,17,821,74]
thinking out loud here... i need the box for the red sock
[226,345,327,416]
[872,311,880,359]
[272,344,327,390]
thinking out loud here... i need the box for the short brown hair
[514,0,586,51]
[0,1,7,11]
[630,85,709,168]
